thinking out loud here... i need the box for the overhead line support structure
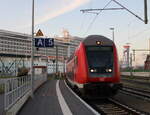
[112,0,148,24]
[80,0,148,24]
[80,8,124,15]
[144,0,148,24]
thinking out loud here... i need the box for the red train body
[66,35,122,97]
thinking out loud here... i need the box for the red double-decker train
[66,35,122,98]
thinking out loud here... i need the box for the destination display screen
[86,46,113,52]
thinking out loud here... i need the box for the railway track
[120,86,150,101]
[121,78,150,87]
[66,81,145,115]
[66,79,150,114]
[121,75,150,81]
[86,98,143,115]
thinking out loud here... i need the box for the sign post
[31,0,35,98]
[34,37,54,80]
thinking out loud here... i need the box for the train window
[86,46,113,77]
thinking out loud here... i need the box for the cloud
[35,0,90,25]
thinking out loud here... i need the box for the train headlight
[108,69,112,72]
[90,69,97,73]
[106,69,112,73]
[90,69,94,72]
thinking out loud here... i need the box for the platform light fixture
[110,27,114,42]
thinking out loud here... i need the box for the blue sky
[0,0,150,64]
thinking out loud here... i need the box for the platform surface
[17,79,97,115]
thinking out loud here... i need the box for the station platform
[17,79,98,115]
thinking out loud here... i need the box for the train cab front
[83,44,122,98]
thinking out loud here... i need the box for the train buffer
[17,80,99,115]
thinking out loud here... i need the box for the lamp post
[31,0,35,97]
[110,28,114,42]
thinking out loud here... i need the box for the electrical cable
[84,0,113,35]
[79,0,94,36]
[130,27,150,39]
[79,14,86,35]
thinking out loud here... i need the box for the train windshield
[86,46,113,77]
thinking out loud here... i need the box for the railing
[34,74,47,90]
[0,81,5,94]
[4,76,31,110]
[4,74,47,111]
[0,82,5,115]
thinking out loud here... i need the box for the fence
[0,82,5,115]
[4,76,31,110]
[4,74,47,113]
[0,81,5,94]
[34,74,47,90]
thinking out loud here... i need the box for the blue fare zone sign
[34,38,54,47]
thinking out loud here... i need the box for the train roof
[83,35,114,46]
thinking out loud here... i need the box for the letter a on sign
[36,29,44,36]
[38,39,43,46]
[35,38,45,47]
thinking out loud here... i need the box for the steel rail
[120,87,150,101]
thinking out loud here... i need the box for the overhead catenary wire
[84,0,113,35]
[79,0,94,36]
[129,27,150,39]
[117,26,150,47]
[79,14,86,35]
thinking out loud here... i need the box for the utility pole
[130,53,133,77]
[46,47,48,77]
[149,39,150,55]
[144,0,148,24]
[31,0,35,97]
[56,46,58,75]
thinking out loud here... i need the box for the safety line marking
[56,80,73,115]
[64,80,100,115]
